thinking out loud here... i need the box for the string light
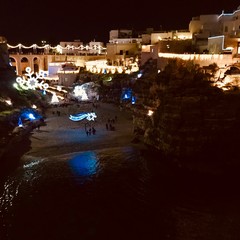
[7,43,106,51]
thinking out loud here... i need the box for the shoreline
[1,101,236,178]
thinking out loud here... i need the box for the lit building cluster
[4,5,240,112]
[3,6,240,137]
[85,60,139,74]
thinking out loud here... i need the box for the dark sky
[1,0,239,46]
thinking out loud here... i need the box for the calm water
[1,146,240,240]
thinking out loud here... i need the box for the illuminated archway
[21,57,29,74]
[9,57,17,73]
[33,57,40,73]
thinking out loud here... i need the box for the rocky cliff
[132,59,240,166]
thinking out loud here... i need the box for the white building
[189,5,240,54]
[151,30,192,45]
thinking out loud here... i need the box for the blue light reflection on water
[68,151,99,179]
[2,147,240,239]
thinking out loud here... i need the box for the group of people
[86,126,96,136]
[52,110,61,116]
[105,116,117,131]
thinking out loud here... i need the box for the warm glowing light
[73,85,89,100]
[57,86,62,91]
[51,92,59,104]
[118,67,123,73]
[7,43,106,52]
[147,110,154,116]
[72,82,99,101]
[5,99,12,105]
[158,53,224,61]
[85,59,139,74]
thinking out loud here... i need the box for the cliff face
[143,92,240,160]
[133,59,240,162]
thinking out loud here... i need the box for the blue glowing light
[69,151,99,177]
[121,88,132,101]
[121,88,135,102]
[18,108,43,126]
[20,108,42,121]
[69,112,97,121]
[28,113,35,120]
[131,96,136,104]
[18,117,23,127]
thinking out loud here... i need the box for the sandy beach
[24,102,141,159]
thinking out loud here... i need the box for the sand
[24,102,142,159]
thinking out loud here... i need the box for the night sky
[1,0,239,46]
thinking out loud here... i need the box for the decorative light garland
[7,43,106,51]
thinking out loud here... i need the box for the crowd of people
[48,101,121,138]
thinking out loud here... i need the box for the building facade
[189,6,240,55]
